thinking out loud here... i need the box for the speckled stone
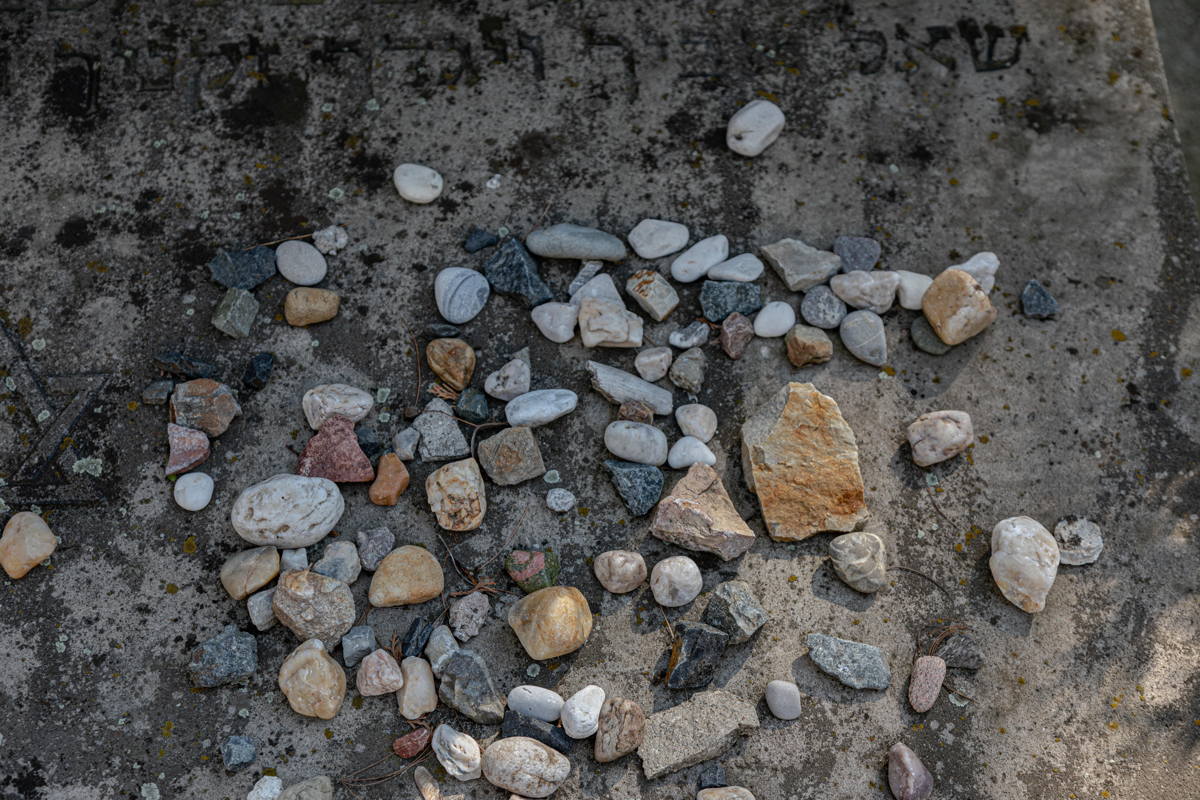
[1022,279,1059,319]
[170,378,241,437]
[908,655,946,713]
[478,426,546,485]
[449,590,491,641]
[833,235,881,271]
[412,398,470,461]
[356,527,394,572]
[142,379,174,405]
[188,625,257,688]
[701,580,768,643]
[166,422,209,476]
[438,648,506,723]
[1053,517,1104,565]
[485,237,554,307]
[669,320,710,349]
[594,696,645,763]
[393,726,432,758]
[426,458,487,531]
[605,460,663,516]
[665,621,728,689]
[207,245,276,290]
[505,549,560,593]
[619,399,656,424]
[593,550,647,593]
[806,633,890,690]
[669,347,707,394]
[888,742,934,800]
[720,312,755,359]
[272,569,356,648]
[699,280,762,323]
[800,284,848,330]
[220,735,257,771]
[296,414,375,483]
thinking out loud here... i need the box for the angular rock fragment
[587,360,673,415]
[701,580,768,644]
[272,570,356,648]
[651,464,755,561]
[166,422,209,475]
[438,648,506,723]
[188,625,258,688]
[1053,517,1104,565]
[605,459,663,516]
[761,238,840,291]
[785,324,833,368]
[828,531,888,593]
[502,709,572,754]
[626,269,679,321]
[412,398,470,461]
[485,237,554,307]
[296,414,375,483]
[426,458,487,531]
[170,378,241,436]
[922,268,997,345]
[669,347,706,394]
[478,427,546,485]
[665,621,728,689]
[637,689,759,780]
[806,633,890,690]
[720,312,755,359]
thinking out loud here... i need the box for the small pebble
[295,415,374,483]
[761,238,841,290]
[426,338,476,391]
[412,399,469,461]
[675,403,717,442]
[312,540,361,585]
[230,474,344,548]
[949,251,999,293]
[989,516,1059,613]
[398,656,438,719]
[785,324,833,367]
[923,269,996,345]
[1053,517,1103,565]
[220,546,279,601]
[895,270,933,310]
[664,620,727,689]
[154,351,217,380]
[888,742,934,800]
[505,389,578,427]
[840,310,887,366]
[698,764,727,790]
[247,776,283,800]
[173,472,214,511]
[401,618,435,658]
[765,679,802,720]
[669,320,710,349]
[393,726,432,759]
[671,235,728,283]
[700,280,762,323]
[1021,279,1059,318]
[560,684,606,738]
[220,735,256,771]
[594,696,646,763]
[720,312,754,359]
[484,356,531,401]
[211,288,258,338]
[504,549,560,593]
[570,272,622,306]
[393,428,421,460]
[669,347,707,394]
[312,225,348,255]
[833,235,881,271]
[910,316,951,355]
[485,237,553,307]
[830,270,899,314]
[650,555,702,607]
[302,383,373,430]
[369,453,410,506]
[799,284,847,329]
[502,709,573,754]
[207,246,276,290]
[726,98,785,156]
[188,625,257,688]
[246,588,277,631]
[753,301,796,337]
[357,648,406,695]
[907,410,973,467]
[531,301,579,343]
[341,626,376,667]
[708,253,764,282]
[276,239,328,286]
[626,269,680,321]
[908,655,946,713]
[141,379,174,405]
[628,218,689,259]
[455,387,489,424]
[432,724,481,780]
[806,633,890,690]
[434,267,490,325]
[701,580,768,643]
[508,685,565,722]
[546,488,576,512]
[526,223,627,261]
[605,421,668,466]
[667,436,716,469]
[507,585,593,660]
[166,423,209,476]
[240,352,274,393]
[449,591,491,642]
[568,261,604,296]
[284,287,339,327]
[0,512,57,580]
[604,460,663,516]
[593,550,647,593]
[480,736,571,796]
[370,545,445,606]
[393,163,444,204]
[578,296,643,348]
[619,399,655,424]
[280,548,308,573]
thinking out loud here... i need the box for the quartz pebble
[652,463,753,561]
[761,238,841,291]
[605,421,669,465]
[888,742,934,800]
[527,223,627,261]
[990,516,1059,612]
[922,268,997,345]
[248,776,283,800]
[570,273,622,306]
[830,270,899,313]
[397,657,438,719]
[708,253,764,282]
[171,378,241,437]
[393,428,421,460]
[481,736,571,797]
[720,312,755,359]
[531,302,578,343]
[302,383,373,430]
[507,586,593,660]
[312,540,361,585]
[231,474,344,548]
[284,287,339,326]
[833,235,881,272]
[341,625,376,667]
[426,458,487,531]
[665,621,728,689]
[753,301,795,337]
[1053,517,1104,565]
[895,270,933,310]
[297,414,374,483]
[272,570,356,648]
[371,545,445,606]
[578,296,643,348]
[650,555,702,607]
[432,724,482,780]
[212,287,258,338]
[675,404,717,442]
[438,648,506,723]
[671,235,729,283]
[605,460,663,516]
[593,550,647,593]
[427,338,476,391]
[479,426,546,485]
[949,251,999,293]
[910,316,952,355]
[369,453,409,506]
[829,531,887,593]
[726,99,785,156]
[840,309,888,366]
[799,284,847,329]
[505,549,560,593]
[561,684,605,738]
[247,588,277,631]
[628,219,689,259]
[701,580,768,643]
[669,320,710,349]
[487,237,554,307]
[435,267,490,325]
[506,389,578,427]
[412,399,470,461]
[449,591,491,641]
[907,410,973,467]
[700,280,762,323]
[166,423,209,475]
[669,347,706,394]
[357,649,405,696]
[594,697,645,763]
[806,633,890,690]
[908,655,946,713]
[276,239,328,285]
[1022,278,1059,318]
[208,245,276,290]
[508,685,565,723]
[189,625,257,687]
[393,163,444,204]
[765,680,801,720]
[278,639,346,719]
[485,357,531,401]
[0,512,57,579]
[412,766,439,800]
[667,436,716,469]
[220,546,280,600]
[312,225,348,255]
[626,270,680,321]
[785,324,833,367]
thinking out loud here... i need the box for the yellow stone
[284,287,340,326]
[0,512,58,579]
[369,545,444,607]
[507,586,593,660]
[922,268,997,345]
[219,546,280,600]
[278,639,346,719]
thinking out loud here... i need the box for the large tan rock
[370,545,444,607]
[0,512,58,579]
[272,569,356,647]
[650,464,755,561]
[922,268,997,345]
[481,736,571,797]
[278,638,346,719]
[990,516,1059,613]
[741,383,868,541]
[507,586,593,660]
[426,458,487,531]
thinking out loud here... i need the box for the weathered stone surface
[505,389,578,427]
[435,266,491,324]
[936,634,983,671]
[578,296,643,348]
[401,618,435,658]
[220,546,279,600]
[799,284,847,329]
[154,351,217,380]
[356,648,405,695]
[1054,517,1104,565]
[355,527,394,572]
[720,312,755,359]
[170,378,241,436]
[230,474,344,548]
[502,709,572,754]
[427,338,476,391]
[593,550,647,593]
[393,428,421,461]
[604,460,663,516]
[272,570,356,648]
[806,633,890,690]
[219,735,256,772]
[888,742,934,800]
[701,580,768,644]
[840,309,888,366]
[425,625,460,677]
[393,726,432,759]
[829,532,888,593]
[699,280,762,322]
[464,226,500,252]
[207,245,276,289]
[449,590,490,641]
[481,736,572,797]
[651,464,755,561]
[486,237,554,306]
[908,655,946,713]
[785,324,833,367]
[650,555,702,607]
[166,422,209,475]
[188,625,257,688]
[676,403,717,442]
[626,269,679,321]
[833,234,881,271]
[594,697,645,763]
[505,549,560,593]
[990,516,1059,612]
[278,776,334,800]
[438,648,506,723]
[741,383,868,541]
[907,410,973,467]
[637,689,759,780]
[369,453,409,505]
[765,680,802,720]
[507,586,593,660]
[302,384,373,430]
[634,347,673,383]
[433,723,482,781]
[726,98,785,155]
[761,238,841,291]
[669,347,707,394]
[340,625,376,667]
[587,360,674,415]
[922,268,997,345]
[412,398,470,461]
[312,540,361,585]
[618,399,655,424]
[527,222,626,261]
[478,426,546,485]
[142,379,174,405]
[284,287,340,326]
[277,641,346,719]
[297,414,374,483]
[397,657,438,719]
[485,356,531,401]
[211,287,258,338]
[370,545,444,606]
[412,765,438,800]
[830,270,899,313]
[426,458,487,530]
[670,320,710,349]
[313,224,348,255]
[665,621,728,689]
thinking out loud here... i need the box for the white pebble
[546,488,576,512]
[753,301,796,337]
[726,99,786,157]
[507,685,565,722]
[531,302,578,343]
[432,724,481,781]
[635,347,673,382]
[650,555,702,607]
[707,253,764,281]
[302,383,373,429]
[604,421,668,466]
[393,163,444,204]
[435,267,490,324]
[949,251,999,293]
[560,684,606,738]
[670,235,728,283]
[765,680,802,720]
[569,273,622,307]
[667,436,717,469]
[675,404,717,442]
[174,472,214,511]
[895,270,933,310]
[484,357,531,401]
[628,219,690,259]
[505,389,578,427]
[907,410,973,467]
[276,240,327,286]
[830,271,900,314]
[246,776,283,800]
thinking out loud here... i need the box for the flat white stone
[634,347,673,383]
[397,657,438,719]
[707,253,764,282]
[432,724,481,781]
[508,685,565,723]
[230,474,344,548]
[727,99,786,156]
[990,516,1059,613]
[628,219,689,259]
[393,163,444,204]
[604,421,668,465]
[570,273,622,307]
[830,271,900,314]
[907,410,973,467]
[485,358,531,401]
[671,235,728,283]
[765,680,802,720]
[626,270,679,321]
[505,389,578,427]
[675,404,717,442]
[1054,518,1104,565]
[578,296,643,348]
[531,302,579,344]
[276,240,328,286]
[435,267,490,324]
[669,320,710,349]
[949,251,999,293]
[560,684,606,739]
[667,436,717,469]
[650,555,702,607]
[302,383,373,430]
[895,270,933,310]
[174,472,214,511]
[752,301,796,337]
[587,361,674,415]
[247,776,283,800]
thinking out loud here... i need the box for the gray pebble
[341,625,377,668]
[188,625,257,688]
[412,398,470,461]
[1021,279,1059,319]
[141,380,174,406]
[839,310,887,366]
[910,316,951,355]
[220,735,257,771]
[833,235,881,272]
[393,428,421,460]
[546,488,576,512]
[669,347,707,394]
[669,320,710,349]
[800,284,847,329]
[312,540,361,585]
[434,267,491,324]
[1053,517,1103,565]
[276,239,328,285]
[702,580,768,644]
[211,288,258,339]
[526,223,627,262]
[280,547,308,572]
[207,246,276,290]
[699,280,763,323]
[806,632,890,690]
[356,527,395,572]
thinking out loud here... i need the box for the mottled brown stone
[594,696,645,763]
[427,338,476,391]
[284,287,341,326]
[650,464,755,561]
[169,378,241,436]
[720,312,754,359]
[166,422,209,475]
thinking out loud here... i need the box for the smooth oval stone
[1053,517,1104,565]
[765,679,802,720]
[604,421,668,466]
[888,742,934,800]
[302,383,373,430]
[907,410,973,467]
[830,270,900,314]
[0,512,57,579]
[432,724,481,781]
[276,239,328,286]
[675,403,717,442]
[671,235,728,283]
[508,685,565,723]
[526,223,627,261]
[393,163,444,203]
[560,684,605,738]
[481,737,571,798]
[628,218,689,259]
[173,472,214,511]
[397,657,438,719]
[829,531,887,593]
[278,639,345,720]
[435,267,490,324]
[283,287,339,326]
[667,436,716,469]
[357,648,405,696]
[989,516,1059,613]
[840,310,887,366]
[753,301,796,337]
[708,253,764,282]
[800,284,847,329]
[726,98,785,156]
[650,555,702,607]
[594,697,646,763]
[230,474,344,548]
[220,546,280,600]
[908,655,946,713]
[593,550,647,593]
[895,270,933,310]
[545,488,576,512]
[531,302,579,343]
[833,235,881,272]
[506,389,578,427]
[370,545,445,606]
[507,586,593,660]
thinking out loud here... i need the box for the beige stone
[426,458,487,531]
[828,532,888,593]
[907,410,973,467]
[370,545,444,607]
[922,268,997,345]
[507,586,593,660]
[427,338,476,391]
[397,656,438,719]
[990,516,1059,613]
[578,296,643,347]
[278,638,346,719]
[650,464,755,561]
[698,789,756,800]
[741,382,868,541]
[219,546,280,600]
[592,550,647,594]
[272,569,356,647]
[594,697,646,763]
[0,512,57,579]
[356,648,405,695]
[784,324,833,367]
[284,287,340,326]
[481,736,571,797]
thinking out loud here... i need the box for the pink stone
[297,414,374,483]
[166,422,209,475]
[907,655,946,713]
[393,727,432,758]
[507,550,545,583]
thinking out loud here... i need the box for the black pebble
[464,226,500,253]
[401,618,435,658]
[155,351,218,379]
[665,621,729,689]
[356,427,385,462]
[241,352,275,392]
[697,763,727,789]
[456,387,488,423]
[484,237,554,307]
[427,323,462,339]
[501,710,573,754]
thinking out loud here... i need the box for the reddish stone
[166,423,209,475]
[720,312,754,359]
[296,415,375,483]
[392,726,431,758]
[169,378,241,437]
[617,400,654,424]
[369,452,410,505]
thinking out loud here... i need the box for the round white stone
[830,271,900,314]
[907,410,973,467]
[726,99,786,157]
[432,724,481,781]
[435,267,490,324]
[301,383,373,430]
[627,218,689,259]
[275,240,328,286]
[670,235,728,283]
[765,679,802,720]
[650,555,702,607]
[675,404,717,442]
[634,347,673,382]
[546,488,576,512]
[667,436,717,469]
[505,389,578,427]
[753,301,796,337]
[895,270,933,310]
[230,474,345,548]
[560,684,605,738]
[393,163,444,204]
[174,472,214,511]
[508,685,566,722]
[603,421,668,466]
[707,253,764,282]
[531,302,579,344]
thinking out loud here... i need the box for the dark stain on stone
[665,109,698,138]
[348,147,390,192]
[55,216,94,249]
[508,130,556,174]
[259,180,308,232]
[0,757,47,794]
[45,62,100,126]
[222,73,309,131]
[0,225,34,258]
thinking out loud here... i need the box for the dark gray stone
[501,709,572,754]
[211,287,258,338]
[936,633,982,671]
[154,351,218,380]
[437,648,506,723]
[207,246,276,290]
[341,625,376,668]
[1021,279,1059,319]
[356,527,394,572]
[833,235,881,272]
[911,316,952,356]
[697,764,727,790]
[141,380,173,406]
[464,226,499,253]
[484,237,554,307]
[605,459,663,517]
[699,280,763,322]
[355,426,384,462]
[665,621,728,689]
[702,580,768,644]
[806,633,890,690]
[220,735,256,771]
[427,322,462,339]
[240,352,274,393]
[455,386,488,423]
[800,284,848,329]
[187,625,257,688]
[402,618,436,658]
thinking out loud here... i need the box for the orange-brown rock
[922,268,997,345]
[369,453,410,505]
[0,512,58,579]
[740,382,868,541]
[507,585,593,660]
[426,338,476,391]
[169,378,241,436]
[650,464,755,561]
[284,287,341,326]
